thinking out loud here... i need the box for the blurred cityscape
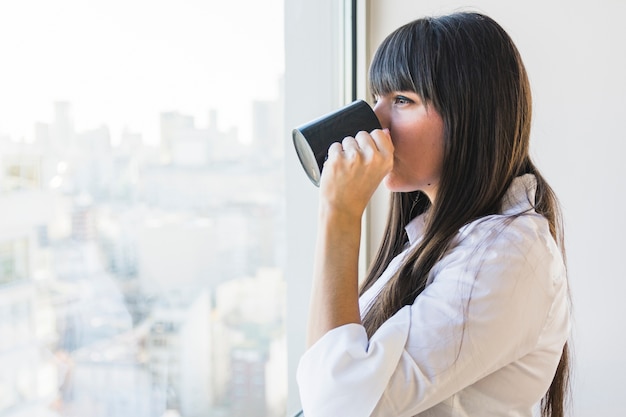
[0,78,286,417]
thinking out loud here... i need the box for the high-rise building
[0,182,59,416]
[159,112,195,165]
[251,75,284,160]
[147,290,212,417]
[215,268,285,416]
[229,348,268,417]
[52,101,75,152]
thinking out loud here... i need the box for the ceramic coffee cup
[292,100,381,186]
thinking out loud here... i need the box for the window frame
[284,0,377,412]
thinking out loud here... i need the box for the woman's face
[373,91,445,202]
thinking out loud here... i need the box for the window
[0,1,288,416]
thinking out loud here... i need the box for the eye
[394,95,413,105]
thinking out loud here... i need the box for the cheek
[421,114,445,159]
[423,128,444,169]
[392,120,421,151]
[397,123,433,158]
[391,111,444,162]
[402,120,444,172]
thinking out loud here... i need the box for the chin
[383,175,414,193]
[384,175,434,196]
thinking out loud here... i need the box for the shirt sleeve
[297,214,567,417]
[297,306,412,417]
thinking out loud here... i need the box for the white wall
[366,1,626,415]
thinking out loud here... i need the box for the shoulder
[463,211,554,255]
[433,211,565,297]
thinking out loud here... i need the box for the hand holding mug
[319,128,394,219]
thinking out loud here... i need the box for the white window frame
[284,0,381,413]
[283,0,343,411]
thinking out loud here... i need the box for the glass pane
[0,1,286,416]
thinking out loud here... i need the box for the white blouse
[297,174,570,417]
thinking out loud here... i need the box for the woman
[297,11,571,417]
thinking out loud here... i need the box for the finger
[369,128,394,155]
[354,131,376,154]
[326,141,343,160]
[341,136,359,152]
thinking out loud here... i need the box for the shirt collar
[501,174,537,215]
[405,213,426,246]
[403,174,538,245]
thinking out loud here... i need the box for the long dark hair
[360,12,570,417]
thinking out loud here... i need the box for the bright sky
[0,0,284,145]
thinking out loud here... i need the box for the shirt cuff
[297,306,411,417]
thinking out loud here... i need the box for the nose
[373,101,389,130]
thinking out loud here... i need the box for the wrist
[316,204,362,259]
[318,204,363,232]
[318,198,365,224]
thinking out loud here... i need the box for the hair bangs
[369,41,415,96]
[369,23,435,103]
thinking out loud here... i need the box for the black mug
[292,100,381,186]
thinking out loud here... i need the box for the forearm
[305,128,393,348]
[306,207,362,347]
